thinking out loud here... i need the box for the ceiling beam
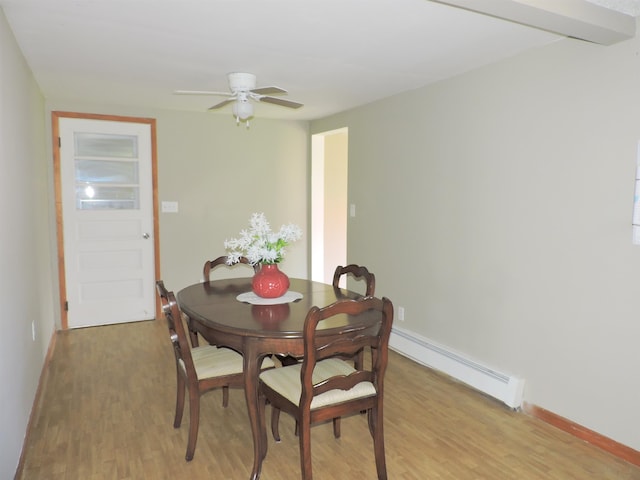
[432,0,636,45]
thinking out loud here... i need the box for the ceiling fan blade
[251,86,287,95]
[208,98,235,110]
[259,96,304,109]
[174,90,233,96]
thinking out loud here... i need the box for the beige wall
[44,103,310,292]
[0,9,54,478]
[311,31,640,450]
[152,110,309,288]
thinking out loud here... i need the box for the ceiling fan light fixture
[232,100,254,122]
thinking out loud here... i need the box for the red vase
[252,264,290,298]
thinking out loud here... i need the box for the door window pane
[73,132,140,210]
[75,159,139,184]
[75,185,140,210]
[75,133,138,158]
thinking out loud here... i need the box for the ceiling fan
[174,72,303,125]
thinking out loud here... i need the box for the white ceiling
[1,0,639,121]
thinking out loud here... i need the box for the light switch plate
[162,201,179,213]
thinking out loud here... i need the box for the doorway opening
[311,128,348,284]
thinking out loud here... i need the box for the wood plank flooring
[17,319,640,479]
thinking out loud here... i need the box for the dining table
[176,277,380,480]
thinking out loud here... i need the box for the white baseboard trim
[389,326,525,409]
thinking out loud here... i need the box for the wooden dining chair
[332,264,376,370]
[189,255,259,347]
[332,264,376,298]
[279,265,375,367]
[156,280,274,461]
[284,264,378,438]
[196,255,263,407]
[202,254,258,282]
[258,296,394,480]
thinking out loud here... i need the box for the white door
[59,117,155,328]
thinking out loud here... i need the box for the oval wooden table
[177,277,380,480]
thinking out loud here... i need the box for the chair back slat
[316,333,377,360]
[332,264,376,296]
[313,370,374,396]
[203,255,258,282]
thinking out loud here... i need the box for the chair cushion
[181,346,275,380]
[259,358,376,410]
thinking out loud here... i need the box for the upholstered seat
[180,346,245,379]
[260,358,376,410]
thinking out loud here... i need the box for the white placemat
[236,291,303,305]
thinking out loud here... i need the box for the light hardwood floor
[18,319,640,479]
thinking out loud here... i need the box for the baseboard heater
[389,326,525,409]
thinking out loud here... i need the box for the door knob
[142,233,150,239]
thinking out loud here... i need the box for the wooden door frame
[52,111,161,329]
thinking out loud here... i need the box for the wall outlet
[397,306,405,321]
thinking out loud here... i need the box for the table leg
[244,339,266,480]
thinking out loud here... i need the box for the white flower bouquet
[224,212,302,265]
